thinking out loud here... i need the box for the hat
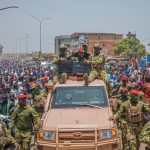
[130,89,138,95]
[78,48,84,53]
[17,94,27,99]
[122,75,128,81]
[121,87,128,92]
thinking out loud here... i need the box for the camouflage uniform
[112,88,128,148]
[34,94,46,117]
[88,44,104,82]
[11,105,40,150]
[52,44,69,84]
[115,90,149,150]
[140,121,150,147]
[0,120,15,150]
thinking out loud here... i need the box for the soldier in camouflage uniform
[52,44,69,84]
[84,44,104,83]
[112,87,128,114]
[10,94,40,150]
[112,87,129,149]
[140,121,150,150]
[0,120,15,150]
[115,89,149,150]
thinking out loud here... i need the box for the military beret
[121,87,128,92]
[122,75,128,81]
[78,48,84,53]
[130,89,138,95]
[17,94,27,99]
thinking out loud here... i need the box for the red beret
[121,88,128,92]
[17,94,27,99]
[130,89,138,95]
[122,75,128,81]
[41,76,48,81]
[78,48,84,53]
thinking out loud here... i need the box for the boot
[59,73,67,84]
[84,73,89,86]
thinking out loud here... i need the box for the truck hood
[42,108,114,130]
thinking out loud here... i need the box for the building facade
[0,45,3,57]
[55,33,123,55]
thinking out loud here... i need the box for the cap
[122,75,128,81]
[130,89,138,95]
[121,87,128,92]
[17,94,27,99]
[41,76,48,81]
[78,48,84,53]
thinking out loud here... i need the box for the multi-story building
[55,33,123,55]
[0,45,3,57]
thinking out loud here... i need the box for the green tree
[114,36,146,58]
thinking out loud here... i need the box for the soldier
[72,44,90,62]
[140,121,150,150]
[115,89,149,150]
[52,44,69,84]
[10,94,40,150]
[0,120,15,150]
[30,84,46,117]
[143,76,150,103]
[84,43,104,83]
[112,87,128,113]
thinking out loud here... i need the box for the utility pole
[26,34,28,54]
[19,39,22,58]
[31,15,50,57]
[133,31,136,66]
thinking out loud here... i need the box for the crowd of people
[0,60,53,149]
[0,43,150,150]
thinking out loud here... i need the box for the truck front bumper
[36,138,120,150]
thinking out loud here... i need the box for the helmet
[93,43,102,55]
[59,43,67,49]
[59,43,67,56]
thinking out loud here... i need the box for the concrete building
[0,45,3,57]
[55,32,123,55]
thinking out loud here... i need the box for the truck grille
[58,129,98,143]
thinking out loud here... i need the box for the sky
[0,0,150,54]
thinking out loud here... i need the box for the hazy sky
[0,0,150,54]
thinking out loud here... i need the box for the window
[51,86,108,108]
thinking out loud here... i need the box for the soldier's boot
[84,73,89,86]
[59,73,68,84]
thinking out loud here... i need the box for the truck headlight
[100,129,117,139]
[39,131,55,140]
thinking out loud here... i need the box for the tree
[114,36,146,58]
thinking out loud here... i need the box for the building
[55,32,123,55]
[0,45,3,57]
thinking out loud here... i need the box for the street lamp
[0,6,19,11]
[31,15,50,56]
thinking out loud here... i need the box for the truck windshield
[51,86,108,108]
